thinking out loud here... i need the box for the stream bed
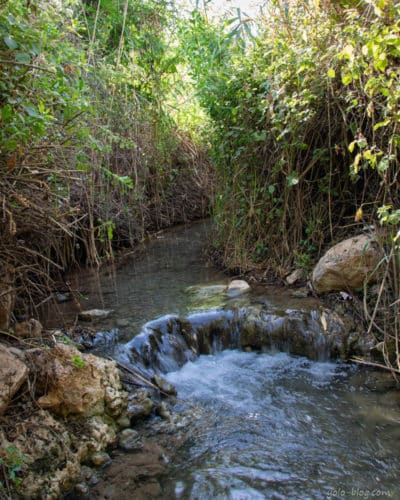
[163,351,400,499]
[55,221,400,499]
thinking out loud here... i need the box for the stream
[55,221,400,499]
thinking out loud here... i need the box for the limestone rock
[0,345,29,415]
[11,409,117,499]
[127,389,154,421]
[118,429,143,452]
[78,309,114,321]
[286,268,307,286]
[73,482,90,497]
[312,234,381,293]
[14,318,43,339]
[152,375,177,396]
[35,343,127,417]
[90,451,111,467]
[226,279,250,297]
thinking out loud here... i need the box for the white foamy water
[163,350,400,499]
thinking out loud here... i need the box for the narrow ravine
[70,222,399,499]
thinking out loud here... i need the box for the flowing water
[51,221,400,499]
[163,351,400,499]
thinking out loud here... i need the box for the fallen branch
[110,357,169,396]
[351,356,400,375]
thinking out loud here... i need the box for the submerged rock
[118,429,143,452]
[312,234,381,293]
[0,344,29,414]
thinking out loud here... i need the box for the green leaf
[107,223,114,242]
[252,130,266,142]
[287,173,299,187]
[3,36,18,49]
[341,73,353,86]
[377,158,389,173]
[22,104,40,118]
[7,14,16,25]
[373,119,391,131]
[15,52,31,64]
[1,104,13,121]
[71,355,85,368]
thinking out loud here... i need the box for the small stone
[152,375,177,396]
[117,415,131,429]
[74,482,90,497]
[14,318,43,339]
[78,309,114,321]
[127,398,154,420]
[244,346,252,352]
[55,292,72,303]
[226,279,250,297]
[286,269,307,286]
[90,452,111,467]
[80,465,95,482]
[118,428,143,452]
[157,401,171,420]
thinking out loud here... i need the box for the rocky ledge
[0,339,173,499]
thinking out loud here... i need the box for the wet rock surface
[88,441,166,500]
[123,301,371,376]
[118,428,143,452]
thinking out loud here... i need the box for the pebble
[74,482,90,497]
[127,398,154,420]
[90,452,111,467]
[152,375,177,396]
[118,429,144,452]
[117,415,131,429]
[157,401,172,420]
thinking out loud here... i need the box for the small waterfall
[116,304,368,375]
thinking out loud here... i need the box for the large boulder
[29,343,127,417]
[312,234,381,293]
[0,344,29,415]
